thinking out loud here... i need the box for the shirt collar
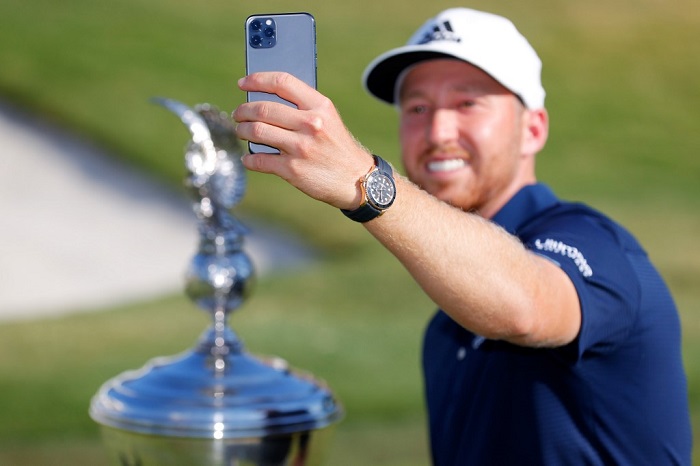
[491,183,559,235]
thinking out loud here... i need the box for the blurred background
[0,0,698,464]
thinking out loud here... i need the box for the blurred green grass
[0,0,698,463]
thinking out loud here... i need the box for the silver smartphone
[245,12,317,154]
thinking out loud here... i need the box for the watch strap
[341,202,383,223]
[374,154,392,177]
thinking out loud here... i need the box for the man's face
[398,59,534,217]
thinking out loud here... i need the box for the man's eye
[457,100,476,109]
[409,105,428,115]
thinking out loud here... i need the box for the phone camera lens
[248,18,276,48]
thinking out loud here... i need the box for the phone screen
[245,13,317,154]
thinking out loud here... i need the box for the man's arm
[365,174,581,347]
[234,72,581,348]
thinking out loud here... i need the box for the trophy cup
[89,99,343,465]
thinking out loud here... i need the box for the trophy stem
[213,306,230,372]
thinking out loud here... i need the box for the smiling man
[234,7,691,465]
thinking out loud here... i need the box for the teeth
[427,159,466,172]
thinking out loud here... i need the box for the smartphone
[245,12,317,154]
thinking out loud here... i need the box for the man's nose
[429,109,459,145]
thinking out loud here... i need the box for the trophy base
[99,425,337,466]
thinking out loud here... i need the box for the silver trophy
[90,99,343,465]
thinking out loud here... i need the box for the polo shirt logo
[534,238,593,278]
[418,21,462,44]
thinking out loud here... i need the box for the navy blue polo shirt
[423,184,691,465]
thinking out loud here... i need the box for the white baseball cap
[362,8,546,109]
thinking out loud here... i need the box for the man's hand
[233,72,374,211]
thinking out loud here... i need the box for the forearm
[364,175,580,347]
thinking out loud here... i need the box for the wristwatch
[341,155,396,223]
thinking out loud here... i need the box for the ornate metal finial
[153,97,254,370]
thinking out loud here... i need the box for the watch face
[366,171,396,209]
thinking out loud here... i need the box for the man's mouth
[427,158,467,173]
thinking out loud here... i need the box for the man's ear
[521,108,549,157]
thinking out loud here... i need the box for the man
[233,7,692,465]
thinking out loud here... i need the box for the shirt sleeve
[523,212,642,361]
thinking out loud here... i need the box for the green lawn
[0,0,698,463]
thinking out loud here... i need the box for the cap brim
[362,46,459,104]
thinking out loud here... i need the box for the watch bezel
[364,170,396,210]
